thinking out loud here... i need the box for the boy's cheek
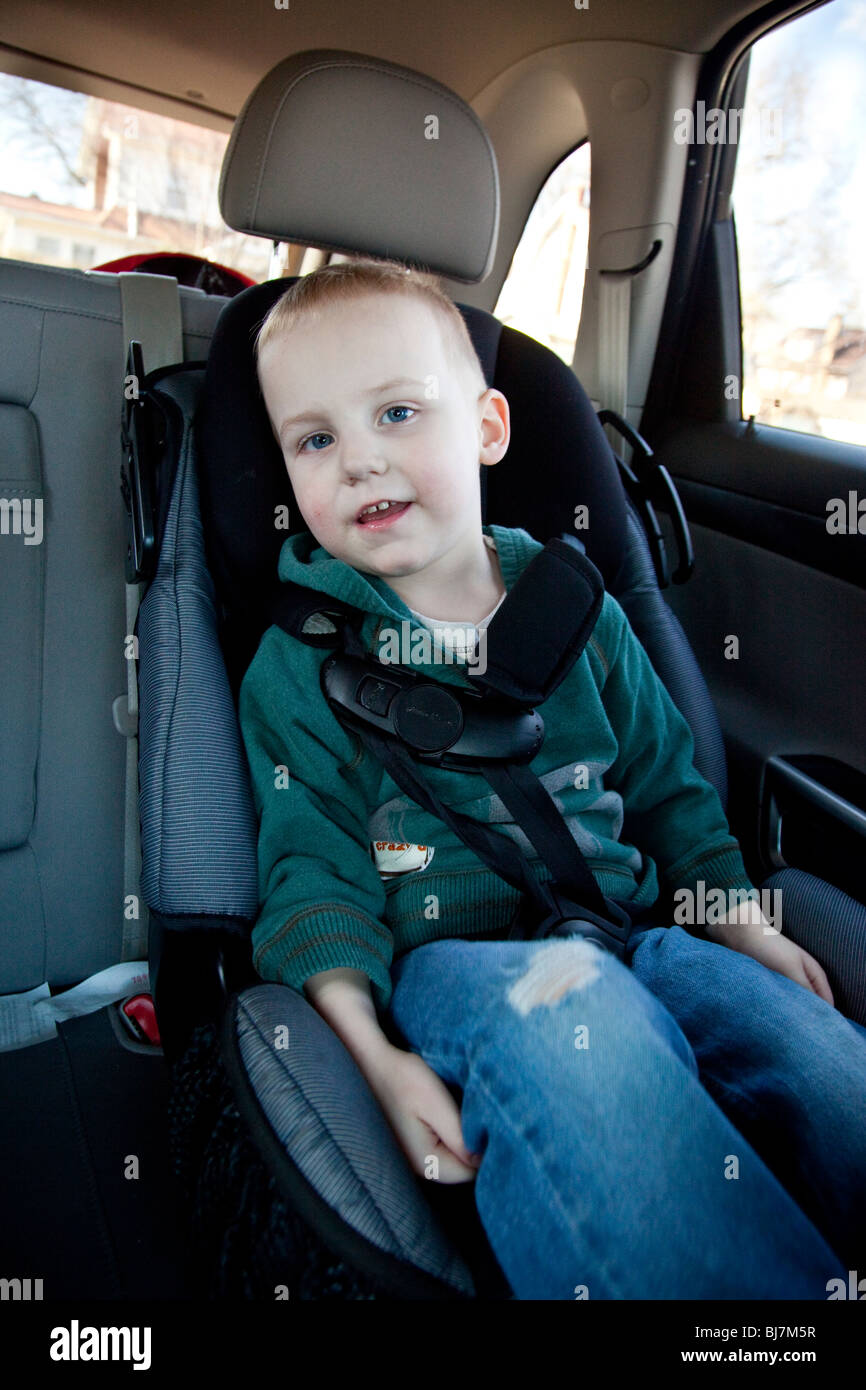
[301,500,328,530]
[412,456,463,502]
[286,471,317,513]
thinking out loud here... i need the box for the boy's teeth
[361,500,396,516]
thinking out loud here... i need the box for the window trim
[640,0,832,445]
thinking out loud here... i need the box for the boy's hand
[706,914,834,1007]
[362,1043,482,1184]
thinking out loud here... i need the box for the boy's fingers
[410,1128,476,1183]
[421,1076,479,1167]
[419,1107,479,1174]
[431,1148,479,1184]
[429,1118,476,1170]
[801,952,834,1006]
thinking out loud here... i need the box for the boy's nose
[339,437,387,480]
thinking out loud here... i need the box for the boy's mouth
[355,499,412,529]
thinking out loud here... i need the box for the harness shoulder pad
[268,581,361,648]
[472,535,604,705]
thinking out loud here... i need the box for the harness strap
[117,272,183,963]
[335,619,586,911]
[332,581,608,917]
[336,621,634,954]
[480,761,609,916]
[271,536,636,956]
[467,536,604,705]
[356,725,544,908]
[349,719,634,956]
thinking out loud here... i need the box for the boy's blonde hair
[254,256,487,397]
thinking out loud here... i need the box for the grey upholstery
[615,506,729,809]
[0,260,228,993]
[219,50,499,282]
[137,372,259,919]
[232,985,475,1295]
[763,868,866,1027]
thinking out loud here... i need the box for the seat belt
[596,239,662,459]
[116,273,184,961]
[0,963,151,1053]
[597,269,631,454]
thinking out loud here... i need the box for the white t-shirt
[408,536,505,662]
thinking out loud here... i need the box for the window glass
[732,0,866,446]
[493,142,590,366]
[0,72,273,280]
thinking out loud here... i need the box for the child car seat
[137,50,866,1300]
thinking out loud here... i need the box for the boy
[239,258,865,1297]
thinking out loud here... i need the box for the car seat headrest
[218,49,499,283]
[196,278,505,685]
[196,275,631,699]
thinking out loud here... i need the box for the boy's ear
[478,388,510,466]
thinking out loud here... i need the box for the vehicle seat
[92,250,256,297]
[0,258,230,1296]
[143,50,866,1301]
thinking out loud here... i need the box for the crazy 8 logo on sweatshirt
[371,841,435,879]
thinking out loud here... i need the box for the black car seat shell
[138,51,866,1300]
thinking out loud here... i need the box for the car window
[0,72,272,280]
[493,141,590,366]
[731,0,866,446]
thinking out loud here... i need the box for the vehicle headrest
[218,49,499,283]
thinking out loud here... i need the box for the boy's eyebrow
[277,379,427,441]
[364,377,426,395]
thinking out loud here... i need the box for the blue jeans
[385,924,866,1300]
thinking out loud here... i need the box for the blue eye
[299,431,333,452]
[383,405,414,424]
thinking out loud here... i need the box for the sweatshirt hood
[276,524,545,625]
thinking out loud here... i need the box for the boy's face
[256,292,509,588]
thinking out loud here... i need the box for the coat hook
[599,239,663,278]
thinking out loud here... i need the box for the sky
[732,0,866,330]
[0,79,92,205]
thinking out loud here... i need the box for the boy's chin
[354,554,423,579]
[345,534,423,575]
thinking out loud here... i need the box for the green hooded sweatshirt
[238,523,756,1013]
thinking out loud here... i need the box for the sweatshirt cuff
[662,841,763,933]
[251,903,394,1013]
[663,840,756,896]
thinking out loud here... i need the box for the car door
[640,0,866,910]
